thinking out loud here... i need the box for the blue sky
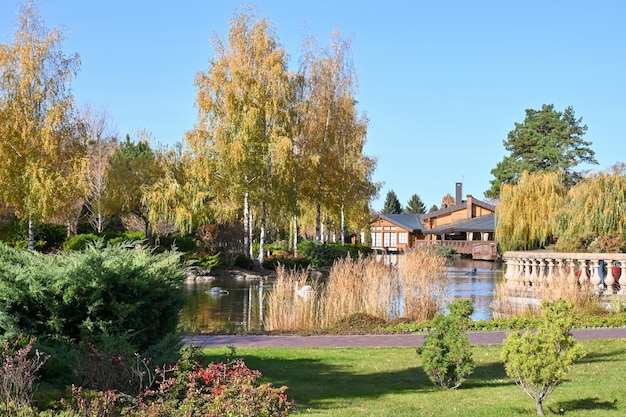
[1,1,624,211]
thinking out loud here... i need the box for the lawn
[202,338,626,416]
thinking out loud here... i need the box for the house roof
[421,197,495,220]
[424,213,495,235]
[376,213,424,233]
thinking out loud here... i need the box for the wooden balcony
[413,240,498,261]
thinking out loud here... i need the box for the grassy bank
[202,338,625,416]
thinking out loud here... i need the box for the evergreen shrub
[299,241,370,268]
[0,241,187,351]
[418,298,475,389]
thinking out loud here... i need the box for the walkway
[184,328,626,348]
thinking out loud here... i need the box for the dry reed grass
[264,266,322,331]
[264,246,450,331]
[399,245,450,322]
[319,255,397,328]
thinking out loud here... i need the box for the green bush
[184,252,226,271]
[435,244,459,258]
[1,220,67,252]
[105,230,145,246]
[62,234,100,252]
[298,242,360,268]
[262,257,310,270]
[0,241,187,351]
[157,234,197,252]
[501,299,586,416]
[234,254,251,269]
[418,298,475,389]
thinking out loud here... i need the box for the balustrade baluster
[546,259,555,288]
[589,259,603,291]
[619,261,626,295]
[605,260,616,295]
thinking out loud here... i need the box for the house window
[372,232,382,247]
[390,232,397,247]
[398,232,408,244]
[383,232,391,247]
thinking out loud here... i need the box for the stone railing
[503,251,626,295]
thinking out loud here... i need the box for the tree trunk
[243,190,250,257]
[143,215,154,246]
[315,203,322,243]
[258,201,266,263]
[293,214,298,257]
[28,215,35,251]
[340,200,345,245]
[536,399,544,416]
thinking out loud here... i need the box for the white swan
[295,283,314,300]
[207,286,229,295]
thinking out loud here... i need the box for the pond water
[179,258,504,333]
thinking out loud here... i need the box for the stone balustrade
[503,251,626,295]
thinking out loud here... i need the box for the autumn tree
[78,105,118,233]
[187,8,293,262]
[330,75,378,244]
[441,193,455,209]
[105,132,163,243]
[381,190,402,214]
[496,171,567,252]
[554,164,626,252]
[298,30,376,243]
[486,104,597,198]
[0,0,84,250]
[142,143,212,238]
[405,194,426,214]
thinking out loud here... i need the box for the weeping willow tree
[555,165,626,252]
[496,171,568,252]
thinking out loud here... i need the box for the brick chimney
[455,182,462,206]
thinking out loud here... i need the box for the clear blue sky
[1,1,624,211]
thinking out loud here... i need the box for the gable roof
[424,213,495,235]
[421,197,495,220]
[376,213,424,233]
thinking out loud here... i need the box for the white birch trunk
[341,200,345,245]
[28,215,35,251]
[243,190,250,257]
[258,201,266,263]
[293,214,298,257]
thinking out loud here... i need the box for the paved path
[184,328,626,348]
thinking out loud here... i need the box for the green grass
[203,338,626,416]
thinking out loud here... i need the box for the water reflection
[446,258,504,321]
[180,259,504,332]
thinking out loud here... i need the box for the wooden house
[369,213,425,252]
[369,183,498,260]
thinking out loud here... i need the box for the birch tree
[187,9,293,262]
[298,30,375,243]
[78,105,118,233]
[0,0,83,250]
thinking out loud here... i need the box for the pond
[179,258,504,333]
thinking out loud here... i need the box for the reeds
[264,265,322,331]
[264,246,450,331]
[319,255,397,328]
[399,245,450,322]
